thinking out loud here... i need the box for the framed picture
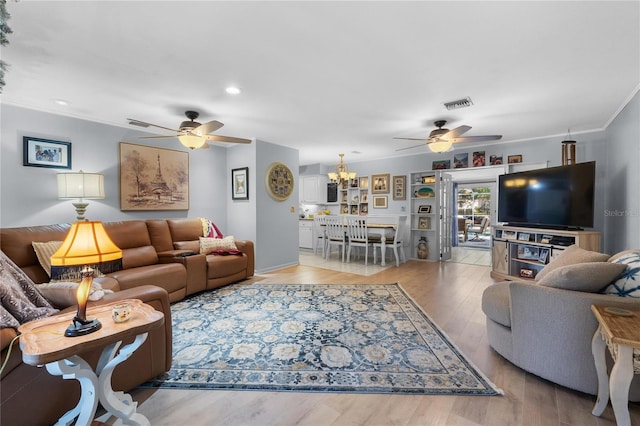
[418,217,430,229]
[539,248,550,264]
[518,232,531,241]
[373,195,388,208]
[418,205,431,213]
[231,167,249,200]
[432,159,450,170]
[503,230,517,240]
[490,154,503,165]
[519,268,534,279]
[119,142,189,211]
[453,153,468,169]
[359,176,369,189]
[23,136,71,169]
[371,173,390,194]
[508,155,523,164]
[392,175,406,200]
[472,151,486,167]
[265,162,294,201]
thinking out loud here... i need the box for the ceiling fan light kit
[394,120,502,154]
[127,110,251,150]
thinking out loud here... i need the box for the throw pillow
[200,217,224,239]
[535,245,610,282]
[601,249,640,297]
[32,241,63,277]
[36,281,112,309]
[0,251,58,326]
[199,236,237,254]
[537,262,627,292]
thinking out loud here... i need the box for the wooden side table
[590,304,640,426]
[18,299,164,426]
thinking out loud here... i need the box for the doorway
[456,183,492,249]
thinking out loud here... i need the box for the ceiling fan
[394,120,502,153]
[127,110,252,150]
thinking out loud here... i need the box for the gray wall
[603,90,640,253]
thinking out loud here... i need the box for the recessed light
[53,99,70,106]
[225,86,241,95]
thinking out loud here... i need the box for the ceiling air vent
[128,120,149,128]
[444,97,473,110]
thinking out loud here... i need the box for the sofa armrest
[509,281,640,394]
[157,249,196,258]
[235,240,255,277]
[158,253,207,296]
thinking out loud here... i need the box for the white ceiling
[2,1,639,166]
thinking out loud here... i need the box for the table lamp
[50,221,122,337]
[57,171,105,221]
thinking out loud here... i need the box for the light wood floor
[129,260,640,426]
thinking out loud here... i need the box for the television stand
[490,224,600,281]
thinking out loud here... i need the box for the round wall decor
[265,162,294,201]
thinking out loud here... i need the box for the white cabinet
[299,220,314,249]
[409,172,440,261]
[300,175,328,204]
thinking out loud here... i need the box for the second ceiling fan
[395,120,502,153]
[127,110,252,150]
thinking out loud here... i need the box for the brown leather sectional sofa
[0,217,254,425]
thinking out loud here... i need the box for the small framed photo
[519,268,534,279]
[508,154,523,164]
[231,167,249,200]
[432,159,450,170]
[490,154,503,165]
[359,176,369,189]
[371,173,390,194]
[392,175,406,200]
[23,136,71,169]
[418,205,431,214]
[418,217,430,229]
[518,232,530,241]
[373,195,388,209]
[503,230,517,240]
[539,248,550,264]
[421,175,436,184]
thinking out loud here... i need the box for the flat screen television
[497,161,596,230]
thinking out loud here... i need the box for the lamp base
[65,316,102,337]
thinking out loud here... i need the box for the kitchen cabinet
[299,220,314,249]
[300,175,328,204]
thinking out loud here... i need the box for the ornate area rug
[143,283,502,396]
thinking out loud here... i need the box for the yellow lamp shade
[51,221,122,266]
[428,139,453,153]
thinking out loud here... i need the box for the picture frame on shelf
[519,268,534,279]
[453,153,468,169]
[372,195,388,208]
[119,142,189,211]
[418,205,431,213]
[231,167,249,200]
[472,151,486,167]
[371,173,390,194]
[490,154,503,165]
[539,248,550,264]
[503,230,517,240]
[517,245,540,260]
[421,175,436,184]
[518,232,530,241]
[392,175,406,200]
[23,137,71,169]
[432,159,450,170]
[418,217,430,230]
[508,154,523,164]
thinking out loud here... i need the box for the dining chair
[313,215,327,257]
[345,215,372,265]
[324,216,347,262]
[372,215,406,267]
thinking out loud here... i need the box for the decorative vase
[417,237,429,259]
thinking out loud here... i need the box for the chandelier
[327,153,356,184]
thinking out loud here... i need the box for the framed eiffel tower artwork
[119,142,189,211]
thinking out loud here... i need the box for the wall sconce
[50,221,122,337]
[57,170,105,221]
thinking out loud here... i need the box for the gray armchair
[467,216,490,241]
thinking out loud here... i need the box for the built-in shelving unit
[409,171,439,261]
[491,224,601,281]
[339,177,369,215]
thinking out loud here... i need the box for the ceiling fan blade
[444,125,472,139]
[127,118,180,133]
[393,137,428,141]
[451,135,502,143]
[195,120,224,135]
[138,135,180,139]
[395,143,425,152]
[205,134,252,144]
